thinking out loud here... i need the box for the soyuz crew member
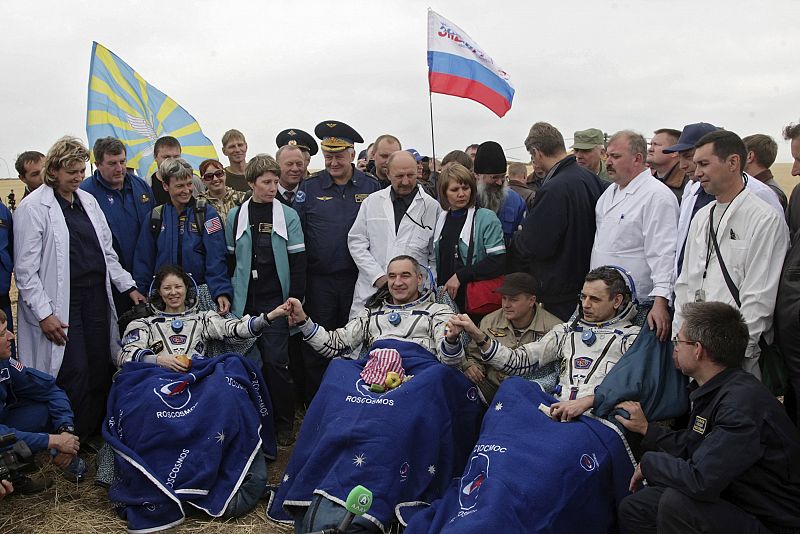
[271,255,465,365]
[276,128,319,179]
[226,155,306,446]
[292,121,381,404]
[449,266,640,421]
[133,157,233,313]
[80,137,156,318]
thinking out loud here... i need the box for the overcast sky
[1,0,799,177]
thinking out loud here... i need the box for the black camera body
[0,433,34,484]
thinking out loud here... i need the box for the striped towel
[360,347,406,387]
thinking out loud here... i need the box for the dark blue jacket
[133,199,233,299]
[513,155,606,307]
[80,171,155,271]
[293,166,380,275]
[496,188,527,244]
[0,203,12,295]
[0,357,74,452]
[640,368,800,532]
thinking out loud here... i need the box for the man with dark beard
[474,141,526,246]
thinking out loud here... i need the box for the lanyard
[703,179,746,280]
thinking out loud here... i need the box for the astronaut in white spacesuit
[118,265,282,370]
[271,255,465,366]
[449,266,641,421]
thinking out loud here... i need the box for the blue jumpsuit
[133,199,233,300]
[0,357,74,453]
[80,171,155,317]
[292,166,380,403]
[0,203,12,355]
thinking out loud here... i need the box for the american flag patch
[204,217,222,234]
[10,358,24,372]
[360,348,405,386]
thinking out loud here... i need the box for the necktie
[284,191,294,203]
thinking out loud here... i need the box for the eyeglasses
[672,336,699,347]
[202,169,225,182]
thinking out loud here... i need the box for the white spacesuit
[117,311,268,368]
[298,289,464,366]
[477,301,640,400]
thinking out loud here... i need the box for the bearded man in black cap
[291,121,380,405]
[473,141,527,246]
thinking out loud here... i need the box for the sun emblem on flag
[353,453,366,467]
[428,464,436,476]
[495,402,503,411]
[215,431,225,443]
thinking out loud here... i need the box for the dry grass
[2,280,297,532]
[0,446,295,533]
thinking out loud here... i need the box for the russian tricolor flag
[427,9,515,118]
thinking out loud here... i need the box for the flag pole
[428,89,437,170]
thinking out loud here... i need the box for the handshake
[267,298,308,327]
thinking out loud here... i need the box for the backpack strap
[149,205,165,238]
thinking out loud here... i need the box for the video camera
[0,433,34,484]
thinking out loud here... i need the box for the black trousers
[619,486,770,534]
[249,312,295,433]
[56,280,112,440]
[297,271,357,406]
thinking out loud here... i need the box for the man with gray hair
[513,122,606,321]
[571,128,610,182]
[591,130,678,340]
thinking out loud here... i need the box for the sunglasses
[202,169,225,182]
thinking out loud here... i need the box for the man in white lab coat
[347,150,440,318]
[674,130,789,377]
[590,130,679,341]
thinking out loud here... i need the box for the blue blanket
[402,378,635,534]
[267,339,484,530]
[103,353,276,532]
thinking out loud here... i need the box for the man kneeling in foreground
[449,266,639,420]
[617,301,800,534]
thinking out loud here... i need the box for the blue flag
[86,42,218,177]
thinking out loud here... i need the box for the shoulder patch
[10,358,24,372]
[204,217,223,234]
[295,190,306,203]
[122,329,141,345]
[692,416,707,435]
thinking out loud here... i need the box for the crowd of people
[1,118,800,533]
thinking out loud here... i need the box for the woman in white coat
[14,136,145,442]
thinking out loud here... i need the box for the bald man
[348,150,441,318]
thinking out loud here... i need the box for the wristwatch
[57,424,75,434]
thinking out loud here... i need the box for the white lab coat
[347,185,441,319]
[13,185,135,377]
[675,174,785,276]
[673,188,789,374]
[591,169,679,300]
